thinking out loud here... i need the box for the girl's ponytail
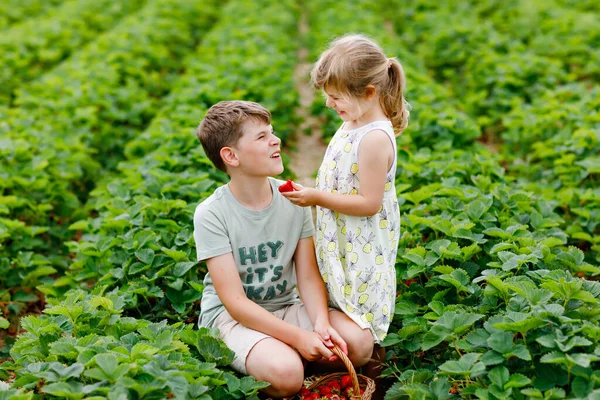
[381,58,410,136]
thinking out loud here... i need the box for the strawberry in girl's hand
[278,179,296,193]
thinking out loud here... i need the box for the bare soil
[286,12,327,188]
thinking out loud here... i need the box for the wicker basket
[300,345,375,400]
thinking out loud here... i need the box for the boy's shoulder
[194,184,227,219]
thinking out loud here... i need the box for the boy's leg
[246,338,305,398]
[213,308,305,398]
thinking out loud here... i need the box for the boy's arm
[207,252,333,361]
[294,237,348,356]
[281,129,391,216]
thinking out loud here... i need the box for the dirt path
[286,12,327,188]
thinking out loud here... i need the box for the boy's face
[231,119,283,177]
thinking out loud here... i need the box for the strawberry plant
[0,0,219,318]
[0,0,64,30]
[0,290,268,399]
[0,0,147,105]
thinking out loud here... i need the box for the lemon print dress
[315,120,400,343]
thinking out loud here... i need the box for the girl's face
[323,88,371,123]
[324,88,376,122]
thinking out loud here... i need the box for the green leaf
[68,220,88,231]
[488,366,509,389]
[493,313,545,335]
[173,262,196,277]
[430,376,451,400]
[135,248,155,265]
[162,248,188,262]
[42,382,84,399]
[510,345,532,361]
[505,373,531,389]
[467,199,489,221]
[395,300,419,316]
[488,332,515,355]
[438,353,486,377]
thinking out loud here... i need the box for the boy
[194,101,373,398]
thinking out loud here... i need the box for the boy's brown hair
[197,100,271,172]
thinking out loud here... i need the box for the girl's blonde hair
[311,34,410,136]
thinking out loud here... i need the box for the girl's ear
[365,85,377,101]
[220,147,239,168]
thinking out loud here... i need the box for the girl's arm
[282,129,393,216]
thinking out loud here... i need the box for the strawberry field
[1,0,599,398]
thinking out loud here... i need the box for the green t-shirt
[193,177,314,329]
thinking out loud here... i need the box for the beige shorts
[212,303,318,374]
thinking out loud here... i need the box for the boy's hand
[294,331,335,362]
[313,323,348,362]
[281,182,320,207]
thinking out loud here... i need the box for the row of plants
[385,141,600,399]
[0,0,147,106]
[0,0,64,31]
[2,0,302,397]
[62,0,300,321]
[500,84,600,265]
[385,0,599,130]
[376,1,600,398]
[304,0,600,397]
[0,0,218,335]
[0,290,268,399]
[383,0,600,266]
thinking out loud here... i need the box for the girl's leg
[307,309,373,375]
[246,338,305,398]
[329,309,374,366]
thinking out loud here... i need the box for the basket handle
[331,345,361,398]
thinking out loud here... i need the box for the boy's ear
[220,147,239,169]
[365,85,377,100]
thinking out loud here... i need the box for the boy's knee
[266,358,304,396]
[347,328,374,367]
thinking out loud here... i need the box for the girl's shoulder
[342,120,393,135]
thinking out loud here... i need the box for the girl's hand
[281,182,320,207]
[313,322,348,362]
[294,331,334,362]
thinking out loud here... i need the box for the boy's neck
[227,176,273,211]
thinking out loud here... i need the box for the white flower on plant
[0,381,11,391]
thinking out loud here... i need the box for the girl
[282,34,408,346]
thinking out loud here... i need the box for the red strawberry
[340,375,352,390]
[320,386,332,395]
[405,278,418,286]
[298,388,311,398]
[328,380,340,391]
[278,179,295,193]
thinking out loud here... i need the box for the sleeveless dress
[315,120,400,343]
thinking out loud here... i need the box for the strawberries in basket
[297,375,364,399]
